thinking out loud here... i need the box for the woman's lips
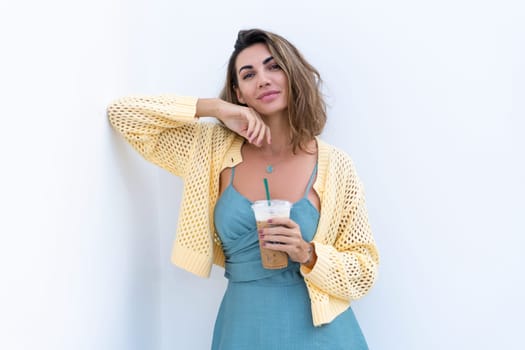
[257,91,280,102]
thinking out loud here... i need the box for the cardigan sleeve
[107,94,199,177]
[301,162,379,302]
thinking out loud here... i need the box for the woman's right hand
[197,98,271,146]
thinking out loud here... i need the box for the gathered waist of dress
[225,260,304,285]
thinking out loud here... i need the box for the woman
[108,28,379,349]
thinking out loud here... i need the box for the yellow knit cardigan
[108,94,379,326]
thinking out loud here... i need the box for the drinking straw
[263,178,271,206]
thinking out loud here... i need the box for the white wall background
[1,0,523,349]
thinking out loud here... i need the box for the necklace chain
[253,143,293,174]
[262,152,291,174]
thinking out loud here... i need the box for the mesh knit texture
[107,94,379,326]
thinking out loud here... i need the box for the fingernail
[268,219,273,223]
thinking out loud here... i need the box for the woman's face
[234,43,289,118]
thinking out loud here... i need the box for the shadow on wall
[104,123,161,349]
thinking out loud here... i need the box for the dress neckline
[225,183,320,215]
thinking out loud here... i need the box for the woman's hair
[220,29,326,153]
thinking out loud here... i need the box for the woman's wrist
[301,242,317,268]
[195,98,222,118]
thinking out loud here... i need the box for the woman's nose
[257,72,270,88]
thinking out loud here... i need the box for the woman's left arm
[301,172,380,302]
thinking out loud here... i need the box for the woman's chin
[252,105,289,119]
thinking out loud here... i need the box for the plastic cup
[251,200,292,269]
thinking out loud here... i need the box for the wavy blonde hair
[220,29,326,153]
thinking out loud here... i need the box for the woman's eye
[270,64,281,70]
[242,72,255,80]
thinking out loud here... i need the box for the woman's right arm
[198,98,271,146]
[107,95,270,176]
[107,94,201,177]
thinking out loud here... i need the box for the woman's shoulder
[199,118,236,138]
[317,137,355,167]
[200,121,243,159]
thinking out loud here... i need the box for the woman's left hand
[258,217,314,266]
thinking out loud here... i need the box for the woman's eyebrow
[238,56,274,74]
[238,65,253,74]
[262,56,274,65]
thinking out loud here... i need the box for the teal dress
[212,165,368,350]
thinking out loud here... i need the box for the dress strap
[303,163,318,198]
[229,166,236,185]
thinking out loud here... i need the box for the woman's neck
[260,112,293,155]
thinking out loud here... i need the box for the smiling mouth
[257,91,280,100]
